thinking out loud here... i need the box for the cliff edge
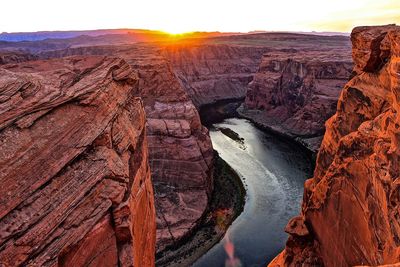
[0,56,156,266]
[269,24,400,267]
[38,44,215,253]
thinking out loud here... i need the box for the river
[192,118,312,267]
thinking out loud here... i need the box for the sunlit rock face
[242,50,352,153]
[0,56,156,266]
[164,44,268,107]
[38,45,215,253]
[269,25,400,266]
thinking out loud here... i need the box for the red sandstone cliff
[164,44,269,107]
[123,46,214,252]
[163,36,352,153]
[269,25,400,266]
[163,34,351,113]
[0,56,156,266]
[242,50,352,152]
[38,45,215,253]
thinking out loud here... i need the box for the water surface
[193,118,312,267]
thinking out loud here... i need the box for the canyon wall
[0,51,37,65]
[269,25,400,266]
[125,46,214,252]
[241,50,352,152]
[0,56,156,266]
[39,45,215,252]
[164,44,269,107]
[163,35,352,153]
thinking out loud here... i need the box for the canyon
[2,25,398,267]
[193,118,312,266]
[30,44,216,253]
[164,43,269,107]
[161,33,352,154]
[0,33,352,258]
[269,25,400,266]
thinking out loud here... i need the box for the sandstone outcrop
[269,25,400,266]
[0,51,37,65]
[164,34,351,113]
[164,44,269,107]
[162,34,352,153]
[0,56,156,266]
[126,47,214,253]
[38,45,215,253]
[241,50,352,152]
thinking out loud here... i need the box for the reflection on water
[224,232,243,267]
[193,118,312,267]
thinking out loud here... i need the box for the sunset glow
[1,0,400,33]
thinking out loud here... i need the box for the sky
[1,0,400,34]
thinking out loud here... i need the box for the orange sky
[1,0,399,33]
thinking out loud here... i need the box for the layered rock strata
[242,51,352,152]
[38,45,215,252]
[270,25,400,266]
[0,56,156,266]
[164,44,269,107]
[162,35,352,153]
[127,47,214,252]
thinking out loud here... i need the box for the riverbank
[237,105,319,161]
[193,118,313,266]
[199,98,318,162]
[155,151,246,267]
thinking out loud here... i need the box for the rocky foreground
[0,56,155,266]
[270,25,400,266]
[37,44,215,253]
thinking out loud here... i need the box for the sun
[160,24,195,35]
[164,29,188,35]
[160,30,195,39]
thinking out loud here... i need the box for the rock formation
[164,34,351,112]
[164,43,269,107]
[38,45,215,253]
[125,47,214,253]
[241,50,352,152]
[269,25,400,266]
[0,56,156,266]
[162,34,352,153]
[0,51,37,65]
